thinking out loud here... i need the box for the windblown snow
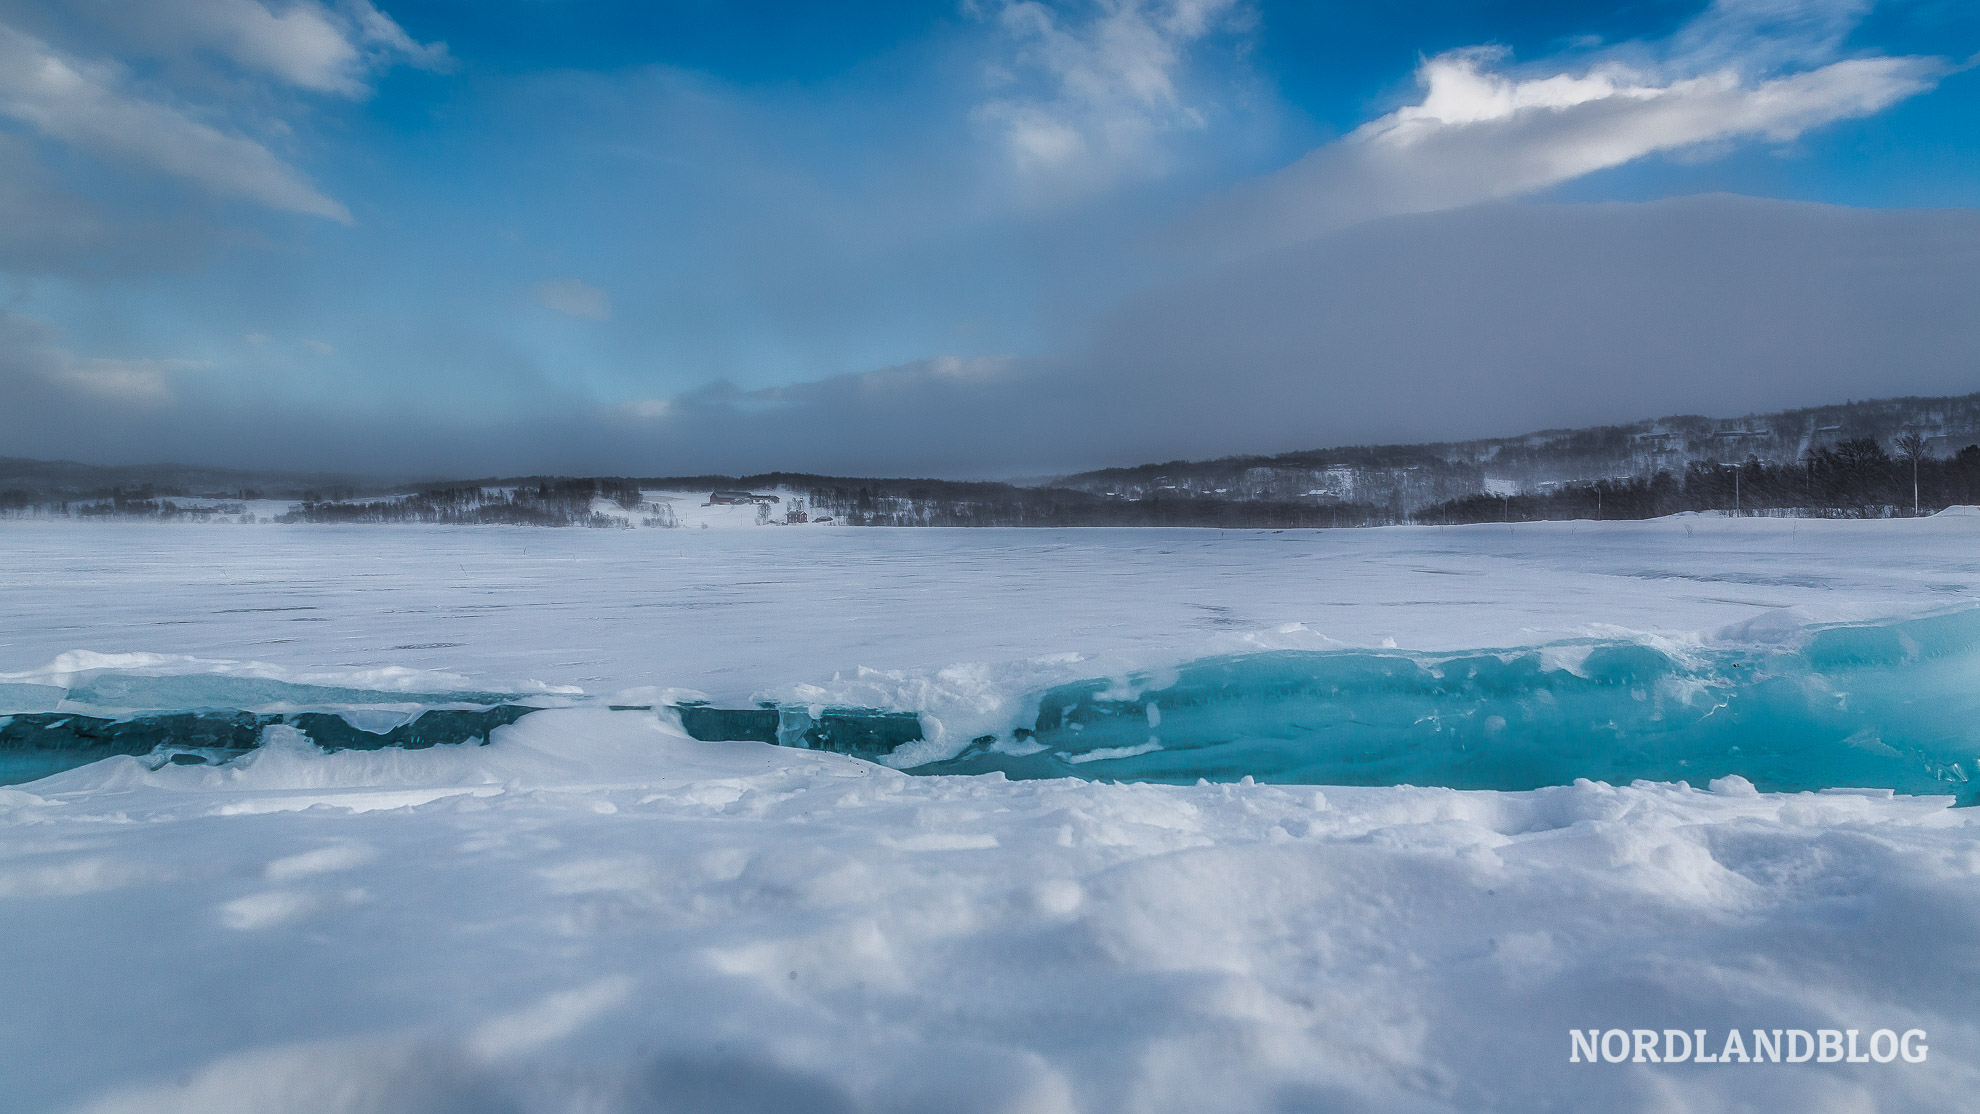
[2,516,1978,1112]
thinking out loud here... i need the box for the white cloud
[617,398,673,421]
[974,0,1248,192]
[170,0,368,94]
[1346,49,1938,201]
[0,2,445,226]
[58,356,205,405]
[345,0,453,81]
[919,354,1011,382]
[534,278,612,321]
[52,0,450,96]
[1188,0,1946,258]
[302,338,336,354]
[0,24,353,221]
[0,314,207,407]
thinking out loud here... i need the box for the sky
[1,0,1978,478]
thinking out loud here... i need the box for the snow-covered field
[3,516,1979,1111]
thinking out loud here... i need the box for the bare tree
[1895,430,1929,516]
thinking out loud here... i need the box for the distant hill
[1047,391,1980,513]
[0,458,381,502]
[6,389,1980,526]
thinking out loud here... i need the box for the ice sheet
[4,515,1978,726]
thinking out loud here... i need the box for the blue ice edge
[643,609,1980,803]
[4,609,1978,801]
[0,672,536,787]
[897,608,1980,802]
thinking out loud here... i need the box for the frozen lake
[3,518,1979,1112]
[6,514,1980,704]
[9,515,1980,786]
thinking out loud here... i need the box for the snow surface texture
[3,711,1977,1113]
[4,517,1980,1111]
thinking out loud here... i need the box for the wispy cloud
[0,2,447,226]
[49,0,450,96]
[57,355,207,405]
[617,398,673,421]
[1190,0,1947,257]
[0,24,353,221]
[534,278,613,321]
[973,0,1250,194]
[0,312,207,407]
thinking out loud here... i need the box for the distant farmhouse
[706,490,780,506]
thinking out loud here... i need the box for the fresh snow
[3,711,1975,1112]
[3,516,1979,1111]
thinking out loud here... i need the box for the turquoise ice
[912,608,1980,801]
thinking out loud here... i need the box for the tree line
[802,480,1400,528]
[1421,439,1980,524]
[274,479,644,526]
[11,439,1980,528]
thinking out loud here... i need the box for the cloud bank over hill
[7,194,1977,477]
[566,194,1980,476]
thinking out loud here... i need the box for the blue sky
[3,0,1978,476]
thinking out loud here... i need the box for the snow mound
[4,709,1977,1113]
